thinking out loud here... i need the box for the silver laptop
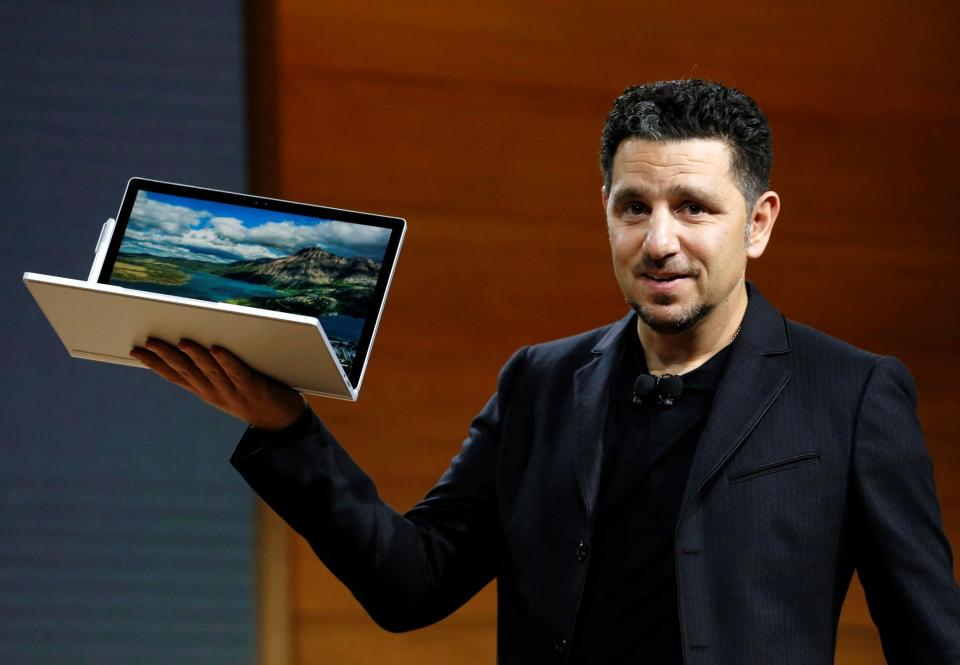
[24,178,406,400]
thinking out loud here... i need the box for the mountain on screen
[113,246,382,320]
[222,247,380,288]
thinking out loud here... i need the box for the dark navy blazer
[233,286,960,664]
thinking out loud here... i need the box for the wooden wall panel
[251,1,960,662]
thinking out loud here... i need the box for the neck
[639,283,748,375]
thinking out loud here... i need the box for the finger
[210,346,305,429]
[177,339,236,394]
[130,346,196,393]
[210,345,259,388]
[143,338,215,394]
[208,345,304,429]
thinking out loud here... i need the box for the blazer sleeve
[850,355,960,662]
[230,347,528,632]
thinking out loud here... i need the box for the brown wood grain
[252,1,960,662]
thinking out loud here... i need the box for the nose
[643,206,680,261]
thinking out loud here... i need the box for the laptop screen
[98,178,405,388]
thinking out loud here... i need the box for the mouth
[642,272,689,283]
[637,271,693,295]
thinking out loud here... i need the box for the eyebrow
[667,184,724,208]
[608,186,650,207]
[609,184,724,209]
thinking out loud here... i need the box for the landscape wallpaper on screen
[110,191,392,373]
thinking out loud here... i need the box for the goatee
[629,298,714,334]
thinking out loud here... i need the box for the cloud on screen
[128,191,211,234]
[247,220,391,259]
[122,194,391,263]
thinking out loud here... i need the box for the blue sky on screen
[120,191,391,263]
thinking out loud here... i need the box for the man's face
[602,137,773,334]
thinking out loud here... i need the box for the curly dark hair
[600,79,773,205]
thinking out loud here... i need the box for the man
[132,80,960,664]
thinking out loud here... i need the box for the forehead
[608,137,737,193]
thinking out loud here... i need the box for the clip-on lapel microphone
[632,373,683,408]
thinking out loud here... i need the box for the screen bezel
[98,177,406,389]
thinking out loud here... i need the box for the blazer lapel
[679,286,792,517]
[573,313,633,521]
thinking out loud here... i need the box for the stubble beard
[629,295,714,335]
[625,255,715,334]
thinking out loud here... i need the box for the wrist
[251,393,308,432]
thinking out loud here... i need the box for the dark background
[0,3,254,663]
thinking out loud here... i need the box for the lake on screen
[113,270,282,301]
[112,271,365,341]
[317,315,363,342]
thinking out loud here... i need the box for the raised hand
[130,338,306,431]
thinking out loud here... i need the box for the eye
[626,202,649,216]
[679,201,708,215]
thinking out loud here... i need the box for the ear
[746,190,780,259]
[601,184,609,212]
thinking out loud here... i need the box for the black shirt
[572,325,733,664]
